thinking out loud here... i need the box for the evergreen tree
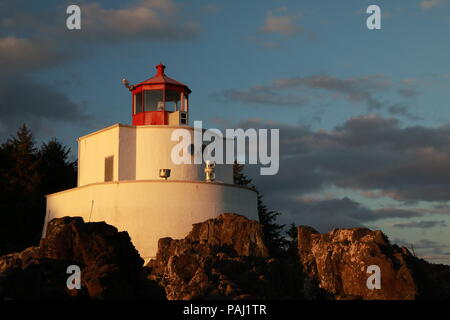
[0,125,77,255]
[233,161,252,186]
[38,138,77,195]
[2,124,41,201]
[286,222,298,256]
[233,162,287,256]
[286,223,298,242]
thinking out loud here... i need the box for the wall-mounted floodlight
[159,169,171,180]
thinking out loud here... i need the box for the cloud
[215,86,309,107]
[276,74,390,109]
[387,103,421,121]
[215,74,399,110]
[393,238,450,264]
[1,0,201,46]
[394,238,449,256]
[398,88,419,98]
[419,255,450,260]
[286,196,424,231]
[392,220,447,229]
[250,7,314,48]
[76,0,200,43]
[0,75,95,138]
[261,7,301,37]
[224,114,450,233]
[237,115,450,210]
[420,0,446,9]
[0,37,68,75]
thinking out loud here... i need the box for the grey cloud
[0,37,69,75]
[237,115,450,207]
[398,88,419,98]
[394,238,449,255]
[247,194,424,233]
[217,87,309,107]
[295,197,423,222]
[274,75,390,109]
[394,238,450,264]
[392,220,448,229]
[216,74,429,117]
[0,75,95,138]
[388,103,421,121]
[216,74,392,110]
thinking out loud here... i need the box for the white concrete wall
[78,126,119,186]
[78,124,233,186]
[133,126,203,181]
[44,180,258,261]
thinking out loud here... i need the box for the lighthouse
[42,64,258,261]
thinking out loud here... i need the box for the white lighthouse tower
[42,64,258,261]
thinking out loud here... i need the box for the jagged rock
[0,246,72,299]
[297,226,450,300]
[147,213,303,300]
[0,217,165,299]
[2,213,449,300]
[186,213,269,258]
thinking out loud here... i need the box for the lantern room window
[144,90,164,111]
[135,92,143,113]
[165,90,181,111]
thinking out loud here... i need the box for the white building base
[43,180,258,262]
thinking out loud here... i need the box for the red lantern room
[126,64,191,126]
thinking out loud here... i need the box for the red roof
[134,64,191,93]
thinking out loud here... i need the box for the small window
[135,92,143,114]
[104,156,114,182]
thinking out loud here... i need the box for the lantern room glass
[144,90,164,111]
[165,90,181,111]
[134,89,188,114]
[135,92,143,113]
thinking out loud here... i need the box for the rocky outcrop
[0,217,165,299]
[297,226,450,300]
[1,213,449,300]
[147,213,304,299]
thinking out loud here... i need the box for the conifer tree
[38,138,77,195]
[2,124,40,201]
[286,222,298,242]
[233,162,287,256]
[0,125,77,255]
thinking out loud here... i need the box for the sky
[1,0,450,264]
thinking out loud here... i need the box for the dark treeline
[0,125,77,256]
